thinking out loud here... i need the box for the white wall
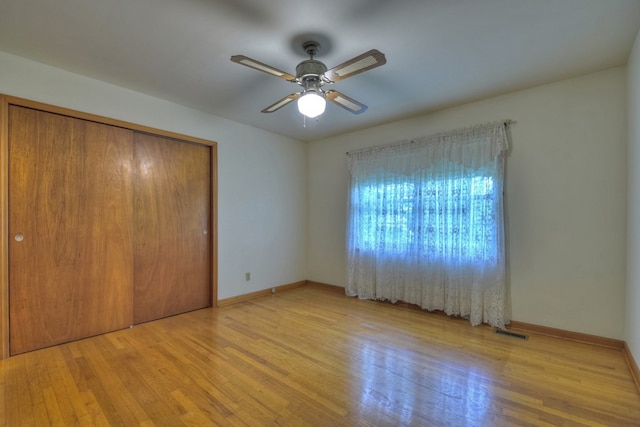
[0,50,308,300]
[627,30,640,365]
[308,67,627,339]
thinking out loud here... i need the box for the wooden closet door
[8,106,135,355]
[133,133,211,324]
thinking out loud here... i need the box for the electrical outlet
[245,272,250,281]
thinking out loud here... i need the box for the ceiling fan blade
[325,90,368,114]
[261,92,301,113]
[324,49,387,83]
[230,55,297,82]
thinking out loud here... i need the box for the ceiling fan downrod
[302,41,319,59]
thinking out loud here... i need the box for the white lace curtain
[346,122,510,328]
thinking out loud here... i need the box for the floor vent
[495,329,529,340]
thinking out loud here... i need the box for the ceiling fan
[230,40,386,118]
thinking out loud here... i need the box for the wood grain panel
[133,132,211,324]
[0,96,9,359]
[8,106,135,355]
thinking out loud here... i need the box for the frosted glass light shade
[297,92,326,118]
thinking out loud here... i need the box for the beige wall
[627,29,640,364]
[0,50,309,300]
[308,67,627,339]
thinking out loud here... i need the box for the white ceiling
[1,0,639,142]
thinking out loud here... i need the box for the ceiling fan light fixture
[297,91,326,118]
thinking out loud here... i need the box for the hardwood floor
[1,283,639,426]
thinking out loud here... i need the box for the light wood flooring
[1,284,639,426]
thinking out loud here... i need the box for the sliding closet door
[133,133,211,324]
[8,106,135,355]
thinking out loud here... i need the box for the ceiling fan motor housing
[296,59,327,80]
[296,59,328,95]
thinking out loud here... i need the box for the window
[352,175,497,264]
[345,122,509,327]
